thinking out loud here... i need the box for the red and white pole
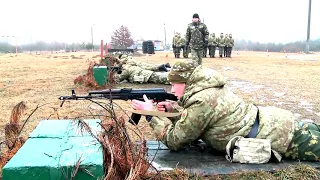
[105,43,108,55]
[100,40,104,59]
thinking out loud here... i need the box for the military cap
[193,13,199,19]
[168,59,199,83]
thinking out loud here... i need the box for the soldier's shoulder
[200,22,208,27]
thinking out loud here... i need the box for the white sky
[0,0,319,45]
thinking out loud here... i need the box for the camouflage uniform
[185,14,209,65]
[227,34,234,58]
[179,36,189,58]
[203,42,208,58]
[114,63,169,84]
[208,33,218,58]
[224,34,229,57]
[147,59,320,162]
[284,122,320,161]
[113,55,170,84]
[114,54,166,71]
[172,33,182,58]
[216,33,225,58]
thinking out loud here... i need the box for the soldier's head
[177,33,181,38]
[211,33,215,37]
[229,34,232,38]
[192,13,199,23]
[168,59,199,98]
[225,34,228,37]
[220,33,223,37]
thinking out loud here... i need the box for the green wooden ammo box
[93,66,108,86]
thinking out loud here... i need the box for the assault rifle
[59,88,178,125]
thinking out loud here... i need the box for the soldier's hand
[132,94,153,111]
[157,101,173,112]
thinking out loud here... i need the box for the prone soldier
[113,54,171,84]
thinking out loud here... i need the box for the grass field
[0,50,320,178]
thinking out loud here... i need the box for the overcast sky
[1,0,319,45]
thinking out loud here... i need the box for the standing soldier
[224,34,229,57]
[172,33,177,56]
[185,13,209,65]
[208,33,218,58]
[179,35,189,58]
[228,33,234,57]
[172,33,181,58]
[216,33,225,58]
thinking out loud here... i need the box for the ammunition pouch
[225,136,282,164]
[133,75,145,83]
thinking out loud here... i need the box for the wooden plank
[145,140,320,175]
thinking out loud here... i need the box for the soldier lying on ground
[113,54,171,84]
[114,54,171,72]
[131,59,320,163]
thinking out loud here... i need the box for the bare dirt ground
[0,50,320,177]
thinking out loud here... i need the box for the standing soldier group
[207,33,234,58]
[172,13,235,63]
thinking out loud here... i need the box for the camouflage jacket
[216,36,225,47]
[208,35,218,46]
[115,63,154,83]
[229,38,234,47]
[149,66,298,154]
[179,37,186,46]
[172,36,181,47]
[185,22,209,50]
[115,55,159,71]
[224,37,230,47]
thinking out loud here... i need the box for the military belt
[246,109,259,138]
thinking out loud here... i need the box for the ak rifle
[59,88,178,125]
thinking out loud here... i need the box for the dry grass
[0,51,320,179]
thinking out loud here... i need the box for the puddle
[227,80,265,93]
[226,79,317,121]
[286,54,320,61]
[222,66,234,71]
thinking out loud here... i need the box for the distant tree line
[1,35,320,53]
[234,38,320,52]
[0,41,101,53]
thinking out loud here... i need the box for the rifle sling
[129,109,182,117]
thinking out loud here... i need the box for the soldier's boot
[165,63,171,68]
[213,46,216,58]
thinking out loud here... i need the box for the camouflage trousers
[208,45,216,58]
[218,46,224,57]
[284,122,320,161]
[191,49,203,65]
[202,47,208,57]
[173,47,181,58]
[148,72,169,84]
[181,45,189,58]
[227,47,233,57]
[224,46,228,57]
